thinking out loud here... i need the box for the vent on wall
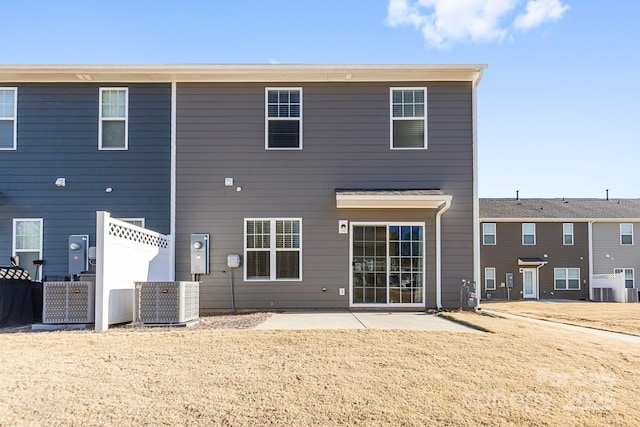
[42,282,95,324]
[134,282,199,324]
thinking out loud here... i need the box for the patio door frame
[349,221,426,308]
[521,267,538,299]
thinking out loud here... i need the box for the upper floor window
[563,223,574,245]
[99,88,128,150]
[266,88,302,149]
[245,218,302,281]
[485,267,496,290]
[390,88,427,149]
[522,223,536,245]
[614,268,635,289]
[620,224,634,245]
[119,218,145,228]
[482,223,496,245]
[0,88,17,150]
[554,268,580,290]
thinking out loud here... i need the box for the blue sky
[3,1,638,198]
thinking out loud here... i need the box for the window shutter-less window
[391,88,426,149]
[0,88,16,149]
[266,89,301,149]
[100,88,128,150]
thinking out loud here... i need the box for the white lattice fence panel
[95,211,173,331]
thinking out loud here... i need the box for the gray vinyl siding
[176,82,474,309]
[593,222,640,288]
[0,83,171,278]
[480,222,590,300]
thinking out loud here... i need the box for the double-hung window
[554,268,580,290]
[13,219,43,280]
[482,223,496,245]
[522,223,536,245]
[0,88,17,150]
[99,87,128,150]
[485,268,496,290]
[620,224,634,245]
[614,268,635,289]
[266,88,302,149]
[245,218,302,280]
[390,87,427,149]
[563,223,574,245]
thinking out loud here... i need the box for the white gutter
[170,81,177,280]
[472,71,481,309]
[0,64,487,84]
[435,198,452,309]
[480,217,640,223]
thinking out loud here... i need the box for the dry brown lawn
[2,313,640,426]
[483,300,640,336]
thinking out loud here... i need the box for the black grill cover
[0,267,41,328]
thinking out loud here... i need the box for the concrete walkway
[254,311,482,332]
[485,310,640,344]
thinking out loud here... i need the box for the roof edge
[0,64,488,84]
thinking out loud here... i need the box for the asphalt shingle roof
[480,198,640,219]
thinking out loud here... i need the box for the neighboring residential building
[0,72,172,280]
[480,198,640,301]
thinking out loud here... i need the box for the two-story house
[480,198,640,301]
[1,64,486,312]
[174,65,486,310]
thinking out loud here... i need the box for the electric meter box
[227,253,241,269]
[190,234,209,274]
[68,235,89,276]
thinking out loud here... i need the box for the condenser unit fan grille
[134,281,199,324]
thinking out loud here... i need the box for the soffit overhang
[0,64,487,84]
[336,189,452,209]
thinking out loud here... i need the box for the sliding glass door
[351,223,424,306]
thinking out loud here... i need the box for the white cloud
[386,0,570,49]
[514,0,570,31]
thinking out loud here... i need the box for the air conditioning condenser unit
[134,281,199,324]
[42,281,95,323]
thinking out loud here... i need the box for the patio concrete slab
[254,311,481,332]
[254,312,365,330]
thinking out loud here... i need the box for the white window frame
[12,218,43,278]
[118,218,145,228]
[244,218,302,281]
[554,268,580,290]
[522,223,536,245]
[485,267,496,290]
[482,223,496,245]
[614,268,635,289]
[390,87,427,150]
[265,87,303,150]
[620,224,634,245]
[99,87,129,150]
[563,223,574,245]
[0,87,17,150]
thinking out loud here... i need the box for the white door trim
[522,268,538,299]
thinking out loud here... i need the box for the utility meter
[227,253,241,269]
[190,234,210,274]
[68,235,89,275]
